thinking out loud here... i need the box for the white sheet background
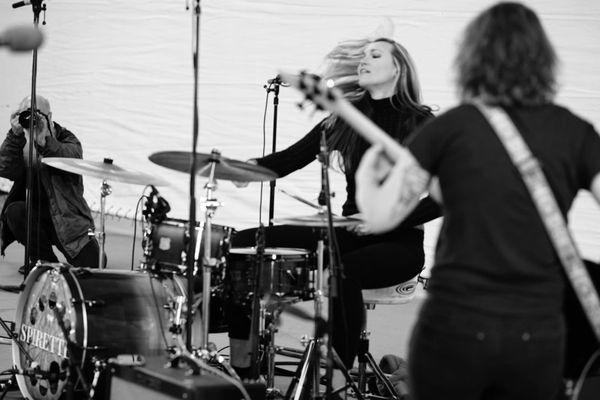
[1,0,599,269]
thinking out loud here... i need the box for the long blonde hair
[319,38,431,171]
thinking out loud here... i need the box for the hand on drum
[232,159,258,188]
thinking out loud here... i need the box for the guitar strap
[473,101,600,342]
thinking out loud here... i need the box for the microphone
[143,185,171,224]
[266,75,290,87]
[0,25,44,52]
[12,0,32,8]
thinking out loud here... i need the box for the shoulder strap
[472,101,600,342]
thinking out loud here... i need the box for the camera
[18,109,43,129]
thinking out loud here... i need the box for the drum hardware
[41,157,170,269]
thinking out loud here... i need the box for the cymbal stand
[197,152,221,351]
[97,178,112,269]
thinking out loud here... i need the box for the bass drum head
[12,264,74,400]
[12,263,185,400]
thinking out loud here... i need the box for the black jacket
[0,123,95,258]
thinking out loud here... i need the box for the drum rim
[228,246,310,255]
[155,218,235,231]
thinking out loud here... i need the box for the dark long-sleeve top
[256,94,441,226]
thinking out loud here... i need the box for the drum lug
[71,299,106,307]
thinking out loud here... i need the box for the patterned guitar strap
[473,101,600,342]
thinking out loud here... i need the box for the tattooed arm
[356,144,432,234]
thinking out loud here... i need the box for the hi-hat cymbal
[272,213,362,227]
[42,157,169,186]
[149,150,278,182]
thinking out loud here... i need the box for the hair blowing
[455,2,557,106]
[319,37,431,172]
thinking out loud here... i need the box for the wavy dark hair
[318,37,431,171]
[455,2,557,106]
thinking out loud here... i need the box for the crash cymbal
[271,213,362,227]
[42,157,169,186]
[149,150,278,182]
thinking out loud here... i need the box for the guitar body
[564,260,600,379]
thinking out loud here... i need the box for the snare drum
[149,218,234,275]
[226,247,314,305]
[12,263,186,400]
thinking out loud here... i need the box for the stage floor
[0,214,424,399]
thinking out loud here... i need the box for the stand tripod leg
[284,339,316,400]
[363,352,401,400]
[328,347,365,400]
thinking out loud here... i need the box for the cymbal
[149,151,278,182]
[272,213,362,227]
[42,157,169,186]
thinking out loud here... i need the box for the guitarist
[229,37,440,376]
[356,3,600,400]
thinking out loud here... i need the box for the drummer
[0,95,102,272]
[229,37,441,375]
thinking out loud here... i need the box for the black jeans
[4,200,101,268]
[227,224,424,368]
[409,299,565,400]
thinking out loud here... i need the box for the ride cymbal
[149,150,278,182]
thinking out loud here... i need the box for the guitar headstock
[278,71,343,113]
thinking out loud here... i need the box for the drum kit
[5,147,362,400]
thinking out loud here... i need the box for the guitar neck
[333,98,405,161]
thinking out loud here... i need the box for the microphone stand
[264,78,282,226]
[185,0,202,353]
[317,129,354,400]
[10,0,46,285]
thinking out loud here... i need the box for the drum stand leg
[354,330,402,400]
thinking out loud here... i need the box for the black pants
[4,200,101,268]
[227,224,424,368]
[409,299,565,400]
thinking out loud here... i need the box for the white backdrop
[1,0,599,267]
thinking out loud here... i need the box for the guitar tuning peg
[315,104,324,112]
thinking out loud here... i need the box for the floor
[0,214,424,399]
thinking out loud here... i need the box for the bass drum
[12,263,185,400]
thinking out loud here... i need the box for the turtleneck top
[257,94,439,224]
